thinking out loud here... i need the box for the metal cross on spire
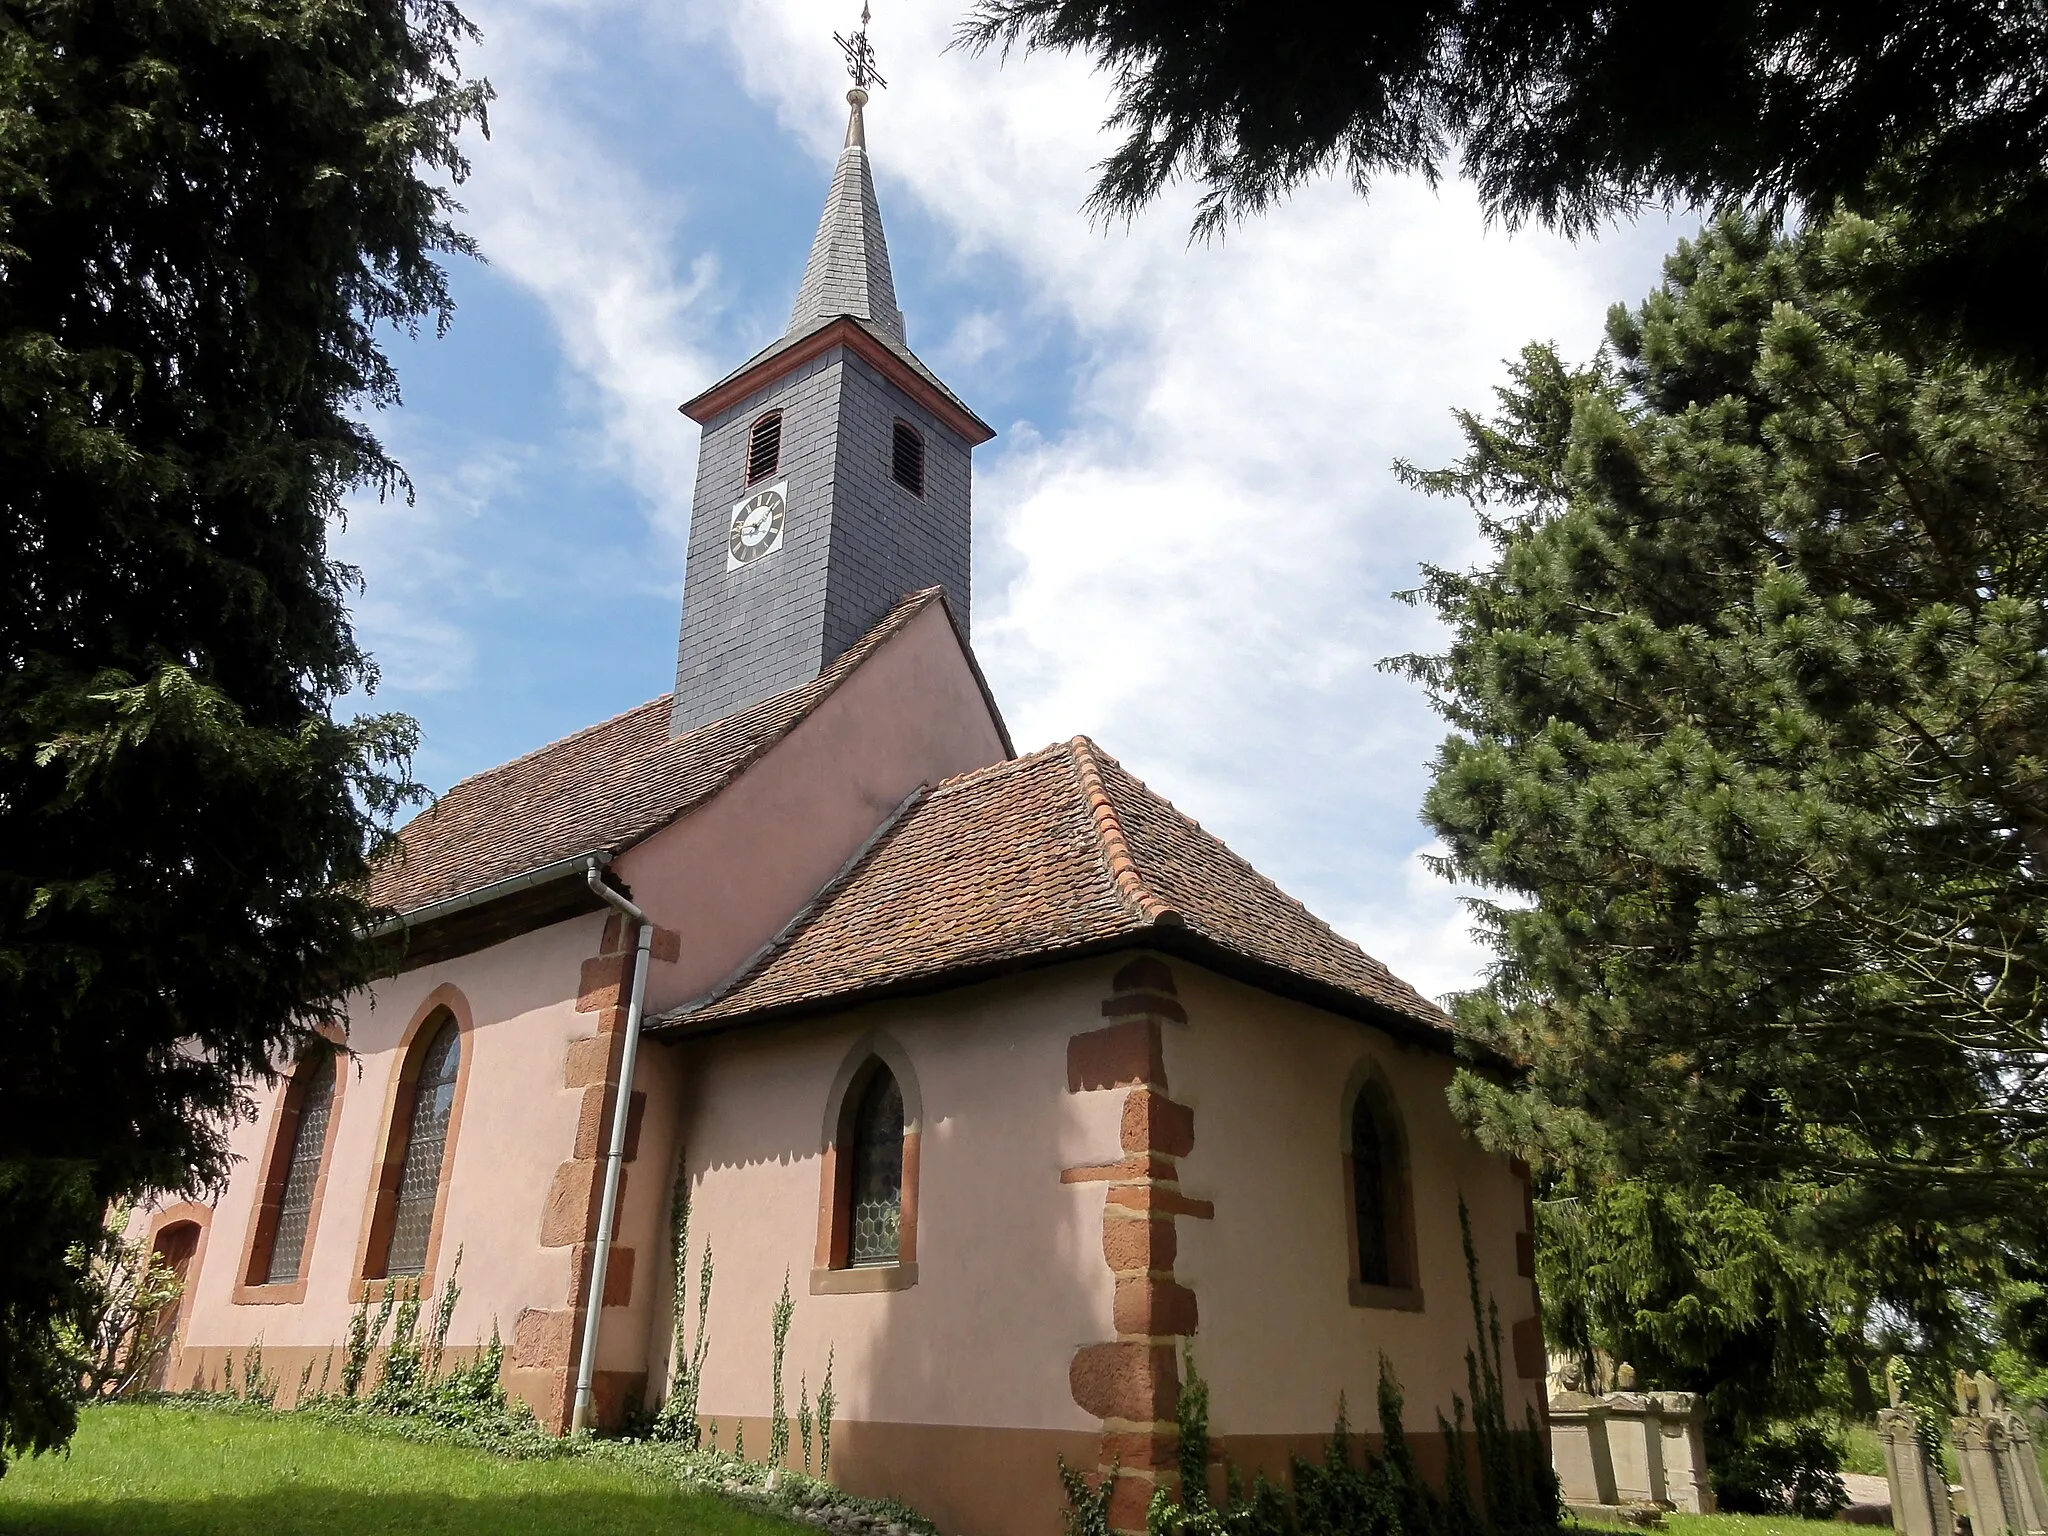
[834,3,887,93]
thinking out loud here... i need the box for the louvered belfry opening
[891,420,925,497]
[746,411,783,485]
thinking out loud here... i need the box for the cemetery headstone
[1953,1371,2048,1536]
[1879,1365,1953,1536]
[1548,1366,1713,1518]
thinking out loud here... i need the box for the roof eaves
[649,922,1492,1064]
[367,848,611,936]
[681,316,993,445]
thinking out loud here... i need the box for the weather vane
[834,3,887,93]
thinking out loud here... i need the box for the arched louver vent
[891,420,925,498]
[746,411,783,485]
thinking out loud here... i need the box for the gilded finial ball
[847,87,870,108]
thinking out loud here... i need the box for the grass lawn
[1574,1517,1876,1536]
[0,1403,809,1536]
[1664,1516,1867,1536]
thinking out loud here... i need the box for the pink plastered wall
[615,600,1010,1016]
[597,597,1010,1384]
[150,595,1009,1391]
[1162,965,1542,1437]
[164,912,608,1373]
[645,963,1124,1435]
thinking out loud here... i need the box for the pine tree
[961,1,2048,367]
[1395,207,2048,1237]
[0,0,486,1469]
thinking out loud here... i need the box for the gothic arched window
[240,1043,343,1297]
[747,411,783,485]
[813,1034,922,1293]
[1343,1064,1419,1308]
[891,420,925,497]
[1351,1090,1394,1286]
[262,1047,337,1285]
[848,1067,905,1265]
[385,1017,461,1276]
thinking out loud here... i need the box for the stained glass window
[262,1049,335,1285]
[386,1018,460,1277]
[1352,1090,1392,1287]
[847,1066,904,1266]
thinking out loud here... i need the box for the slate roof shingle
[365,588,952,916]
[653,737,1463,1050]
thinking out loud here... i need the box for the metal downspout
[571,856,655,1433]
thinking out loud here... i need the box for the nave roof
[652,736,1466,1053]
[365,588,963,919]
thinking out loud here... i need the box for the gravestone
[1953,1371,2048,1536]
[1548,1365,1714,1517]
[1877,1398,1953,1536]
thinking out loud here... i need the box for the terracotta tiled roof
[652,738,1464,1052]
[367,588,958,916]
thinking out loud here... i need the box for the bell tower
[669,26,993,737]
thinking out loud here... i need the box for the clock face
[727,482,787,570]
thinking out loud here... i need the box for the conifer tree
[0,0,486,1468]
[962,1,2048,366]
[1395,209,2048,1234]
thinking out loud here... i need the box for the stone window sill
[811,1262,917,1295]
[231,1280,309,1306]
[1350,1281,1424,1312]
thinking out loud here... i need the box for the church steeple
[786,88,905,344]
[667,33,994,738]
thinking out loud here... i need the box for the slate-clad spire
[787,88,905,344]
[669,23,991,741]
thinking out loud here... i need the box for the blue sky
[338,0,1689,1001]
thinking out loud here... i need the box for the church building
[138,74,1547,1536]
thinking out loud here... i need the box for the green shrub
[817,1347,836,1481]
[769,1270,794,1468]
[1712,1424,1848,1518]
[798,1376,814,1473]
[1059,1454,1117,1536]
[652,1157,713,1448]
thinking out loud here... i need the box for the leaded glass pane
[386,1020,460,1276]
[847,1068,903,1267]
[1352,1093,1392,1287]
[263,1052,335,1285]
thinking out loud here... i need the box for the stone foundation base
[698,1419,1490,1536]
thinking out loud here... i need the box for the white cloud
[455,0,725,562]
[1329,843,1504,1011]
[358,0,1683,996]
[683,0,1682,995]
[333,435,530,693]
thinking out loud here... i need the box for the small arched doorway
[145,1217,205,1390]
